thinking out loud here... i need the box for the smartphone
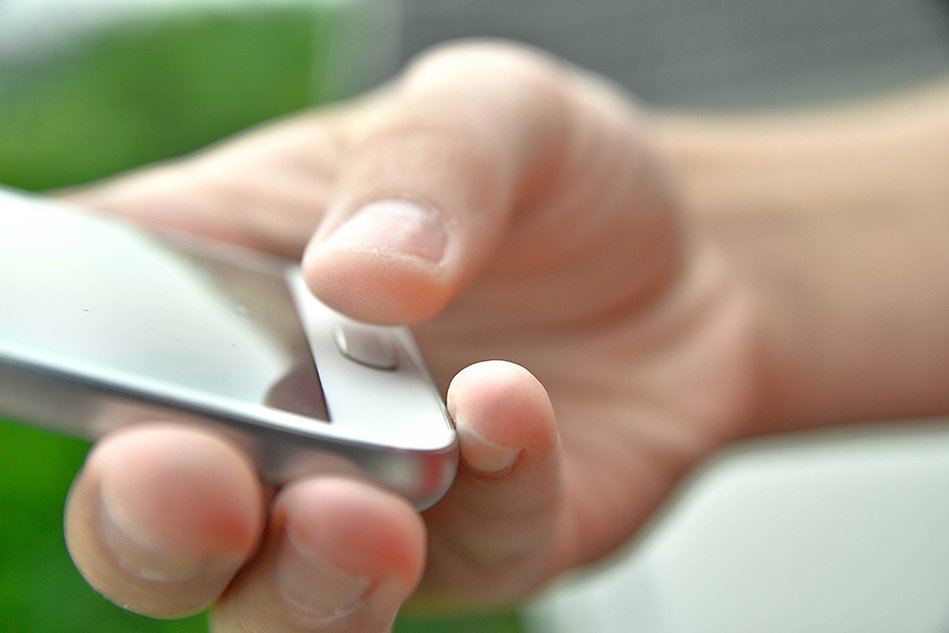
[0,188,457,510]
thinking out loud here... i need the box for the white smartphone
[0,188,457,510]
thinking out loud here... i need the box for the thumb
[302,41,571,324]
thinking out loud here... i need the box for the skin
[55,41,949,632]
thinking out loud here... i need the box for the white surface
[526,421,949,633]
[0,0,305,59]
[0,0,391,60]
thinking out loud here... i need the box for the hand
[60,41,771,631]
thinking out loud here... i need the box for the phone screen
[0,197,330,421]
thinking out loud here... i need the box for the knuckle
[348,122,507,210]
[405,38,568,100]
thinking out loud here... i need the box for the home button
[333,323,399,370]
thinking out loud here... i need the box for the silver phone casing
[0,188,458,510]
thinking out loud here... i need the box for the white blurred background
[526,421,949,633]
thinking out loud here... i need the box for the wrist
[657,82,949,433]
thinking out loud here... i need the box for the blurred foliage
[395,612,524,633]
[0,422,208,632]
[0,4,522,632]
[0,7,322,190]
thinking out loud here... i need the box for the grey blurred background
[401,0,949,108]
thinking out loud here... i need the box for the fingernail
[99,490,200,582]
[458,425,522,475]
[323,199,448,264]
[275,528,371,624]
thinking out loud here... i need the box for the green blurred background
[0,2,519,631]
